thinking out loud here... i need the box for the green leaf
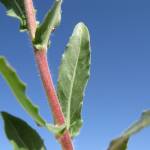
[57,22,91,137]
[107,110,150,150]
[33,0,62,49]
[0,0,27,31]
[0,56,65,135]
[0,56,45,126]
[1,111,46,150]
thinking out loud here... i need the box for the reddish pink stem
[24,0,36,39]
[35,50,65,124]
[24,0,74,149]
[35,50,74,150]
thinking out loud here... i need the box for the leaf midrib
[66,28,83,129]
[14,0,24,18]
[6,119,29,149]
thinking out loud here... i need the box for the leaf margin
[107,110,150,150]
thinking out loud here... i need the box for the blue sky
[1,0,150,149]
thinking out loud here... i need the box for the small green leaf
[0,0,27,31]
[0,56,65,135]
[107,110,150,150]
[33,0,62,49]
[1,112,46,150]
[57,22,91,137]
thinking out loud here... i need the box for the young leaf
[1,112,46,150]
[33,0,62,49]
[57,22,91,137]
[107,110,150,150]
[0,0,27,31]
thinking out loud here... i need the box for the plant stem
[35,50,74,150]
[34,50,65,124]
[24,0,74,149]
[24,0,36,39]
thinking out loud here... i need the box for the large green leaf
[33,0,62,49]
[0,0,27,31]
[1,111,46,150]
[0,57,65,135]
[57,22,91,137]
[107,110,150,150]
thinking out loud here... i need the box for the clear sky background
[1,0,150,149]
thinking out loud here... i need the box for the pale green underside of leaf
[0,0,27,31]
[33,0,62,49]
[57,22,91,137]
[1,112,46,150]
[107,110,150,150]
[0,57,65,135]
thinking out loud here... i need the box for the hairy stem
[24,0,74,149]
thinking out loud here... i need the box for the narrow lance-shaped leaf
[0,56,45,126]
[0,57,65,135]
[1,112,46,150]
[107,110,150,150]
[57,22,91,137]
[0,0,27,31]
[33,0,62,49]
